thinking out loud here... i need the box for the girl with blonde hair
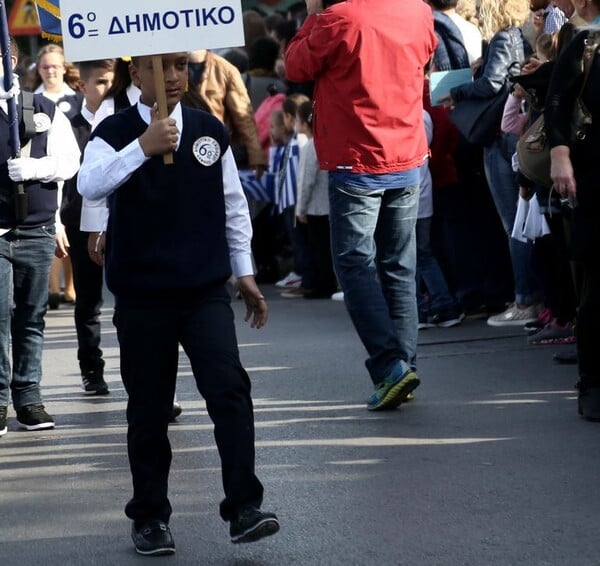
[446,0,542,328]
[34,44,83,308]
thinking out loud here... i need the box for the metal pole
[0,1,27,221]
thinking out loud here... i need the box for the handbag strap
[577,31,600,123]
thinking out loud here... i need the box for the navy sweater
[0,93,58,228]
[91,105,232,298]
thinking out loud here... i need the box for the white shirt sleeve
[34,108,81,183]
[77,136,149,201]
[221,147,254,277]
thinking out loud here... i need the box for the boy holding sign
[77,52,279,556]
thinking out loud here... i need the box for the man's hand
[297,214,308,224]
[55,227,69,259]
[306,0,324,15]
[88,231,106,266]
[237,275,268,329]
[138,103,179,157]
[438,94,455,108]
[7,158,39,182]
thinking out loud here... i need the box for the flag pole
[0,1,27,220]
[0,1,20,159]
[152,55,174,165]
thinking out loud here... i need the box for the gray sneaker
[487,303,541,327]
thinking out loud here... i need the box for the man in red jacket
[286,0,437,410]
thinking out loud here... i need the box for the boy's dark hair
[248,37,280,72]
[77,59,115,82]
[102,58,132,102]
[428,0,459,9]
[282,93,309,116]
[9,35,19,58]
[274,20,297,49]
[296,100,313,126]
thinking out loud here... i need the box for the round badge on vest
[58,100,72,115]
[33,113,51,133]
[192,136,220,166]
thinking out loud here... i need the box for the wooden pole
[152,55,174,165]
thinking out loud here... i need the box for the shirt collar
[81,102,94,125]
[136,100,182,127]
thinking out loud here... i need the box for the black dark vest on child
[0,93,57,228]
[90,104,232,299]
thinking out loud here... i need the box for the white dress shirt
[77,100,254,278]
[1,82,81,236]
[80,84,141,232]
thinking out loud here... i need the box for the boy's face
[130,53,188,112]
[283,111,296,134]
[270,115,286,144]
[79,67,114,114]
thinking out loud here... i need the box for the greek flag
[34,0,62,42]
[238,139,299,214]
[273,138,299,214]
[238,169,274,204]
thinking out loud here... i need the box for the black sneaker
[0,406,7,437]
[131,520,175,556]
[16,404,55,431]
[428,306,465,328]
[230,505,280,544]
[82,369,109,395]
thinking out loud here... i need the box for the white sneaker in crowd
[487,303,541,327]
[331,291,344,301]
[275,271,302,288]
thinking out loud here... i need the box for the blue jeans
[0,226,56,409]
[483,135,541,306]
[329,176,419,383]
[416,217,455,313]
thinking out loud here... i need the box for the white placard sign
[60,0,244,62]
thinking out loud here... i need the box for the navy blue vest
[91,105,232,298]
[0,93,58,228]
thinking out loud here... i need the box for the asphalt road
[1,286,598,565]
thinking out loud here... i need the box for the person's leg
[114,301,179,526]
[48,255,62,309]
[10,227,55,410]
[179,288,264,522]
[416,217,455,313]
[62,256,75,302]
[65,227,105,385]
[483,137,540,307]
[329,179,404,382]
[374,185,420,367]
[305,215,337,298]
[576,258,600,420]
[0,236,13,411]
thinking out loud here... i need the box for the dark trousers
[113,286,263,525]
[306,215,337,296]
[65,227,104,372]
[578,258,599,388]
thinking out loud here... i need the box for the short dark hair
[282,93,309,116]
[9,35,19,59]
[77,59,115,81]
[248,37,280,72]
[428,0,459,9]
